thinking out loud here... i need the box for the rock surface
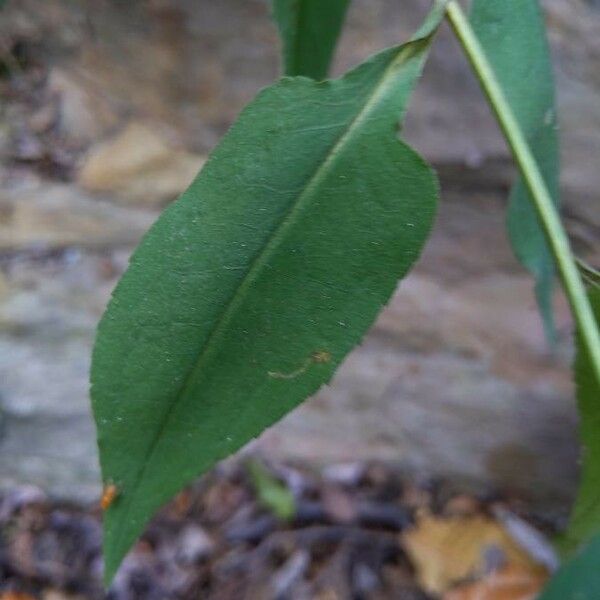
[0,0,598,506]
[0,180,592,505]
[2,0,598,218]
[0,180,156,250]
[78,122,204,207]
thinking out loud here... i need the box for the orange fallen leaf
[0,592,37,600]
[444,563,548,600]
[402,513,547,595]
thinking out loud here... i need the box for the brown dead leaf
[402,513,547,595]
[0,592,37,600]
[444,563,548,600]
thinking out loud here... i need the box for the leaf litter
[0,459,557,599]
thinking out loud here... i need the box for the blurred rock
[0,250,124,500]
[0,181,155,250]
[47,68,120,146]
[323,463,366,487]
[2,0,599,213]
[0,271,8,300]
[175,525,215,565]
[78,122,204,206]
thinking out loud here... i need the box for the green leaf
[565,285,600,550]
[577,259,600,289]
[272,0,351,79]
[247,459,296,521]
[92,7,445,584]
[470,0,560,341]
[539,533,600,600]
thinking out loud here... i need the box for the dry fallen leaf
[444,563,548,600]
[402,513,547,595]
[0,592,37,600]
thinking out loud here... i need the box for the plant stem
[445,0,600,383]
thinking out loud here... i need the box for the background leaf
[577,259,600,289]
[247,460,296,521]
[272,0,351,79]
[538,533,600,600]
[470,0,560,341]
[565,285,600,550]
[92,9,445,583]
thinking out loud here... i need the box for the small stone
[323,462,365,486]
[175,525,214,565]
[322,485,357,523]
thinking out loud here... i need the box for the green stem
[445,0,600,384]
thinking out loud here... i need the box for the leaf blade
[565,285,600,550]
[247,460,296,521]
[538,533,600,600]
[272,0,351,79]
[470,0,560,340]
[92,11,444,583]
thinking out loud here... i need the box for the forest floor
[1,459,559,600]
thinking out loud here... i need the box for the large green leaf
[470,0,559,341]
[92,7,445,584]
[539,533,600,600]
[272,0,351,79]
[565,285,600,550]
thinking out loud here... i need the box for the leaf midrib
[111,39,427,566]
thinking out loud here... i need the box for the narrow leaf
[92,8,445,584]
[470,0,560,341]
[565,285,600,550]
[577,259,600,289]
[247,460,296,521]
[538,533,600,600]
[272,0,351,79]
